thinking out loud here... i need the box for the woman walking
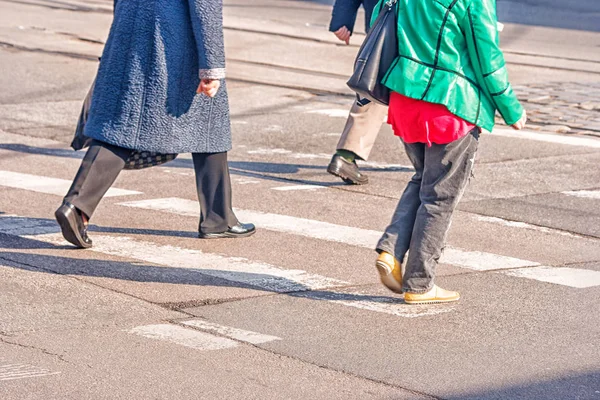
[374,0,526,304]
[55,0,255,248]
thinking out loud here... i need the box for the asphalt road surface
[1,0,599,399]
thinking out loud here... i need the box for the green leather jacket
[372,0,523,131]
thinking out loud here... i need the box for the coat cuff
[199,68,226,80]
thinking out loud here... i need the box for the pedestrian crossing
[0,214,454,318]
[0,170,141,198]
[562,189,600,199]
[0,359,60,382]
[117,197,540,270]
[1,166,600,328]
[128,320,281,351]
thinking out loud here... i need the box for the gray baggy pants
[64,140,238,234]
[376,129,480,293]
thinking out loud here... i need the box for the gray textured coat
[85,0,230,154]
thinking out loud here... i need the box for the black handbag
[71,78,178,170]
[346,0,399,106]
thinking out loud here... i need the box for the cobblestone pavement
[497,82,600,136]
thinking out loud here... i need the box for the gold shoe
[404,285,460,305]
[375,251,403,294]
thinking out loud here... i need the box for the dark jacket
[85,0,231,154]
[329,0,380,34]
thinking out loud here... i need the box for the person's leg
[377,140,425,260]
[336,98,387,161]
[402,129,480,300]
[64,140,130,218]
[328,98,387,185]
[374,140,425,293]
[57,140,130,248]
[193,152,254,238]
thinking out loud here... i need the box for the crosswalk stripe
[0,170,141,198]
[489,128,600,148]
[244,147,412,171]
[502,266,600,289]
[475,215,581,238]
[0,216,345,293]
[307,109,350,118]
[271,185,324,191]
[0,360,60,381]
[303,108,600,148]
[115,198,600,288]
[117,198,539,271]
[562,189,600,199]
[0,215,455,317]
[180,320,282,344]
[128,324,238,350]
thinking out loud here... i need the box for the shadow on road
[0,220,404,305]
[0,143,411,190]
[444,369,600,400]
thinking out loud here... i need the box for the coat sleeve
[329,0,363,33]
[188,0,226,80]
[461,0,523,125]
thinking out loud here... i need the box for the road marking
[57,234,347,292]
[307,109,349,118]
[441,248,538,271]
[117,198,539,271]
[0,171,141,197]
[562,189,600,199]
[0,361,60,381]
[272,185,324,191]
[234,178,261,185]
[475,215,581,238]
[502,266,600,288]
[297,290,455,318]
[180,320,282,344]
[128,324,238,350]
[1,216,455,317]
[245,147,411,170]
[0,215,346,293]
[489,128,600,148]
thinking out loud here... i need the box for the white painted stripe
[1,216,453,317]
[297,290,455,318]
[247,148,295,155]
[42,234,348,293]
[128,324,238,350]
[502,266,600,288]
[272,185,324,191]
[356,160,412,171]
[0,171,141,197]
[441,248,539,271]
[117,198,540,271]
[0,216,346,293]
[562,190,600,199]
[245,147,412,170]
[0,362,60,381]
[307,109,349,118]
[234,178,261,185]
[489,128,600,149]
[475,215,581,238]
[180,320,282,344]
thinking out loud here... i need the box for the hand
[511,110,527,130]
[197,79,221,98]
[334,26,351,45]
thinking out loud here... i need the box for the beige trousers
[336,99,388,160]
